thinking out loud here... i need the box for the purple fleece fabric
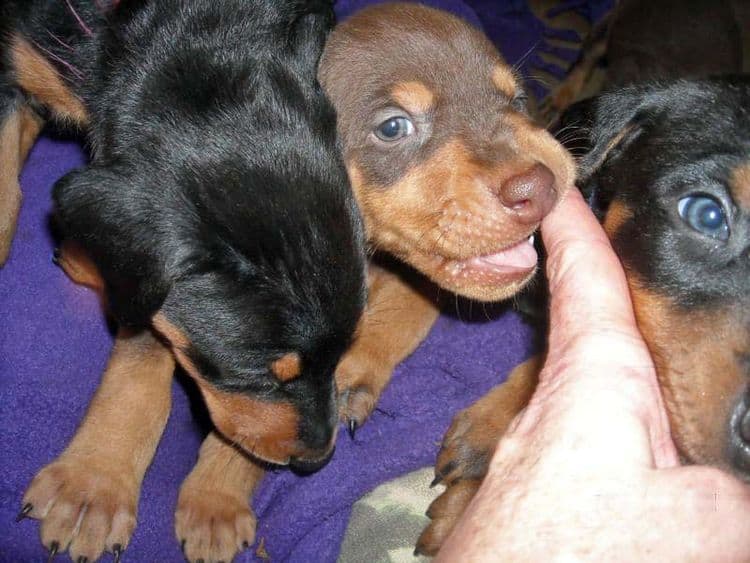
[1,1,610,561]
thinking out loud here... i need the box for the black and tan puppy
[162,4,575,560]
[541,0,748,122]
[4,1,366,561]
[418,76,750,558]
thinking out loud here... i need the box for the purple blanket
[0,1,609,561]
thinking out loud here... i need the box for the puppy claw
[113,544,123,563]
[429,475,443,489]
[47,541,59,563]
[16,503,33,522]
[77,556,88,563]
[347,419,358,439]
[51,248,60,265]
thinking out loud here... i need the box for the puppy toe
[338,384,378,433]
[432,410,494,487]
[23,457,138,561]
[417,479,481,556]
[176,486,256,563]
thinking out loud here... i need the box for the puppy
[540,0,747,122]
[319,2,575,432]
[419,31,750,563]
[5,1,366,561]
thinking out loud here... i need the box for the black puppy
[418,77,750,554]
[4,1,366,561]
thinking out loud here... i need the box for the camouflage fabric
[339,469,439,562]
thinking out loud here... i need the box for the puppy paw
[415,479,481,556]
[20,456,138,562]
[337,382,381,436]
[175,482,256,563]
[432,407,499,488]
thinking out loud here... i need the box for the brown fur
[22,329,174,562]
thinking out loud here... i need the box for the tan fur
[11,37,88,125]
[22,329,174,561]
[270,352,302,382]
[492,65,517,98]
[730,163,750,210]
[336,263,441,426]
[602,199,633,236]
[176,432,263,562]
[151,314,304,465]
[628,279,747,468]
[0,105,43,264]
[57,240,105,292]
[391,81,435,114]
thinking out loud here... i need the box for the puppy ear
[53,165,170,327]
[558,86,656,215]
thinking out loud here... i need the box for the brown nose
[498,163,557,224]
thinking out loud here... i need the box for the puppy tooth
[528,234,535,245]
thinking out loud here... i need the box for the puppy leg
[336,263,440,432]
[176,431,262,563]
[21,329,174,562]
[416,355,541,556]
[0,99,44,264]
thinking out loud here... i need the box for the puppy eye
[677,195,729,241]
[374,116,414,141]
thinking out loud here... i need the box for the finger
[541,189,640,344]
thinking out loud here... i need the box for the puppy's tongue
[460,237,537,274]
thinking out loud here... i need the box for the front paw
[337,381,382,436]
[20,456,138,562]
[416,401,506,556]
[175,481,256,563]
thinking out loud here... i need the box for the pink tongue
[465,239,537,272]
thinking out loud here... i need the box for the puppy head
[566,77,750,479]
[319,3,574,301]
[54,154,366,469]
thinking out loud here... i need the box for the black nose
[289,446,335,474]
[729,394,750,474]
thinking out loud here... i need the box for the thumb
[541,189,642,352]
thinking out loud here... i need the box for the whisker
[64,0,93,36]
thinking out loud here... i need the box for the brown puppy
[320,2,575,431]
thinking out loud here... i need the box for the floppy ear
[53,165,171,327]
[558,86,656,216]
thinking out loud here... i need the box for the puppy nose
[498,163,556,224]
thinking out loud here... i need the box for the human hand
[437,189,750,562]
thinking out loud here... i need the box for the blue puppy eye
[375,116,414,141]
[677,195,729,241]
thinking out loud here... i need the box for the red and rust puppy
[418,77,750,555]
[319,2,575,432]
[4,1,367,561]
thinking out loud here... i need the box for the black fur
[567,77,750,308]
[2,0,366,456]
